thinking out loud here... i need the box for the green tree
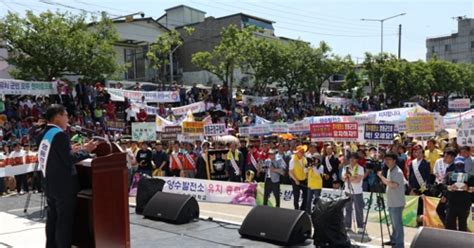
[425,58,463,106]
[147,27,194,83]
[273,40,315,101]
[457,63,474,98]
[241,38,280,93]
[192,24,254,104]
[0,10,121,80]
[304,42,349,103]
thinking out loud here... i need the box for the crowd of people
[0,80,473,247]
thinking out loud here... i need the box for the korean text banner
[0,79,58,95]
[364,124,395,144]
[132,122,157,141]
[457,118,474,146]
[204,123,227,136]
[158,176,257,206]
[107,88,180,103]
[406,115,435,137]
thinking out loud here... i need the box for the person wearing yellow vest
[424,138,442,174]
[305,153,323,214]
[289,145,308,210]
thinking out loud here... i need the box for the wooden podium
[73,143,130,248]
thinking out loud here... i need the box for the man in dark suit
[322,145,340,189]
[37,104,97,248]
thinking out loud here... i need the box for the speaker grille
[239,206,312,245]
[411,227,474,248]
[143,192,199,224]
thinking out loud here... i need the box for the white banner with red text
[157,176,257,206]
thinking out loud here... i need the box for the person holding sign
[225,142,244,182]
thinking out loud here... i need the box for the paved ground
[0,193,419,247]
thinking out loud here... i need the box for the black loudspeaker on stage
[239,206,312,246]
[136,177,165,215]
[410,227,474,248]
[143,192,200,224]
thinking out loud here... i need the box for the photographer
[342,152,365,234]
[377,152,406,248]
[305,153,324,214]
[262,149,285,207]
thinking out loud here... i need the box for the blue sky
[1,0,473,61]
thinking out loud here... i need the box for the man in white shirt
[433,151,454,184]
[342,152,365,234]
[10,143,27,195]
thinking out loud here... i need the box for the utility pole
[361,13,406,54]
[398,24,402,59]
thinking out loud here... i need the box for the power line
[73,0,134,14]
[265,1,399,28]
[227,0,397,32]
[190,1,397,37]
[275,25,398,38]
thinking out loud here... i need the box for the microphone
[70,125,95,136]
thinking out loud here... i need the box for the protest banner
[0,79,58,95]
[457,118,474,146]
[406,115,435,137]
[0,152,38,177]
[158,176,257,206]
[132,122,156,141]
[177,134,204,143]
[422,196,474,232]
[320,95,352,107]
[288,120,310,134]
[242,95,280,106]
[106,120,126,132]
[157,126,182,141]
[248,125,271,135]
[332,122,358,141]
[238,126,250,136]
[182,121,204,134]
[443,109,474,129]
[310,123,334,142]
[448,98,471,110]
[269,123,289,134]
[204,123,227,136]
[107,88,180,103]
[364,124,395,144]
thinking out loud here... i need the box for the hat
[294,145,308,154]
[268,149,277,154]
[454,156,465,165]
[306,153,321,161]
[156,140,162,145]
[412,144,423,151]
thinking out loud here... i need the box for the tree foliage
[0,10,121,80]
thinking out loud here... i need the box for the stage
[0,193,417,247]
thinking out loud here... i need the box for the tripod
[23,161,47,219]
[361,181,391,247]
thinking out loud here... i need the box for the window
[471,41,474,48]
[124,47,147,80]
[431,46,435,53]
[444,44,451,52]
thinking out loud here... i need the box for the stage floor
[0,193,417,247]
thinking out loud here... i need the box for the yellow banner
[406,115,435,136]
[182,121,204,134]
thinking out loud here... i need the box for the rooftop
[165,5,206,14]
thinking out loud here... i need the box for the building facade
[426,17,474,64]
